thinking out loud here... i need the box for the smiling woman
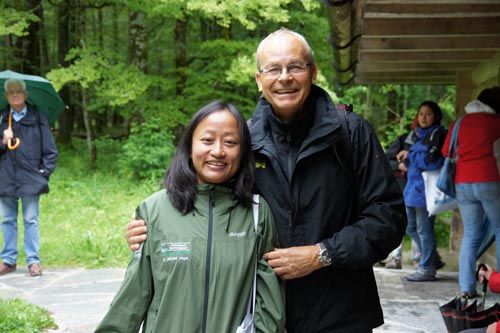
[191,110,242,185]
[95,100,285,333]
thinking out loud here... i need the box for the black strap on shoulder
[334,104,354,173]
[333,104,358,222]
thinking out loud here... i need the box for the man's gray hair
[255,28,315,70]
[4,78,27,92]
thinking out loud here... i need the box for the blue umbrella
[477,217,495,259]
[0,70,65,125]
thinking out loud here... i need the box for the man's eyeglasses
[6,90,26,96]
[259,63,311,78]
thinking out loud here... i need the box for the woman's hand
[396,150,408,164]
[478,263,494,283]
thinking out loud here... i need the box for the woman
[96,101,285,332]
[443,86,500,298]
[397,101,447,282]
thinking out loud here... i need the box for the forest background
[0,0,455,268]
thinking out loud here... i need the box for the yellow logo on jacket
[255,159,266,169]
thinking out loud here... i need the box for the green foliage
[47,47,150,108]
[183,39,261,118]
[187,0,292,29]
[119,120,176,181]
[0,7,39,36]
[0,298,57,333]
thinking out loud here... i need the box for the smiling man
[248,28,406,332]
[126,28,406,333]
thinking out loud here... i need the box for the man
[126,29,406,332]
[0,78,58,277]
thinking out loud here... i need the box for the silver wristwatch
[317,242,332,267]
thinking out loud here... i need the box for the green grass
[0,298,57,333]
[0,138,159,268]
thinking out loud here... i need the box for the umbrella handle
[7,137,21,150]
[6,111,21,150]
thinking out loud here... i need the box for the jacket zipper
[201,188,215,333]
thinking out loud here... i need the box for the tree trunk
[82,87,96,169]
[401,85,408,133]
[174,18,188,97]
[128,9,148,72]
[125,9,148,135]
[56,0,76,145]
[25,0,42,74]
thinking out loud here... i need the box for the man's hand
[263,245,323,280]
[2,129,13,145]
[125,219,147,251]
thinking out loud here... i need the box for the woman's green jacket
[96,184,285,333]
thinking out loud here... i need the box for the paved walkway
[1,265,499,332]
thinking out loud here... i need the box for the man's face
[5,83,28,112]
[255,34,317,121]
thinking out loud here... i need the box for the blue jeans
[457,182,500,293]
[406,206,437,276]
[0,196,41,266]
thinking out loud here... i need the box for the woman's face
[191,110,242,184]
[417,105,436,129]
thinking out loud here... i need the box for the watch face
[319,243,332,266]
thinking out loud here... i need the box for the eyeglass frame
[258,63,311,78]
[5,90,27,96]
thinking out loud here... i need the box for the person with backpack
[0,78,58,277]
[126,28,406,332]
[397,101,447,282]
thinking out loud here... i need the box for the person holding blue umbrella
[0,78,58,276]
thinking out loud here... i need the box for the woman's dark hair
[164,100,255,214]
[418,101,443,125]
[477,86,500,114]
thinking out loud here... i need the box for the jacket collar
[250,85,343,151]
[465,100,497,115]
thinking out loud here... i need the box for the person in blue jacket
[396,101,447,282]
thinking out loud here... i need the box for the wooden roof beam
[359,50,497,62]
[362,16,500,36]
[356,61,481,72]
[359,35,500,50]
[354,76,456,84]
[364,2,500,15]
